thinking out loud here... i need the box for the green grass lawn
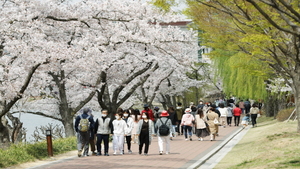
[0,137,76,168]
[214,117,300,169]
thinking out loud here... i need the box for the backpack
[184,115,193,126]
[79,114,90,132]
[158,118,170,136]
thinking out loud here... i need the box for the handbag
[214,118,220,125]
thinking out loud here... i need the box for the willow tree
[181,0,300,132]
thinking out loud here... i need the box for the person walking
[181,108,195,141]
[218,103,227,128]
[123,109,134,154]
[74,107,95,157]
[195,108,210,141]
[112,112,127,155]
[131,109,141,144]
[142,104,155,121]
[206,107,219,141]
[168,106,178,140]
[87,111,96,156]
[94,109,112,156]
[153,106,160,134]
[233,104,242,126]
[175,102,184,135]
[238,100,245,114]
[226,104,233,127]
[136,112,155,156]
[155,110,174,155]
[244,99,251,114]
[249,103,260,127]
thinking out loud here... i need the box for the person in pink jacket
[181,108,195,141]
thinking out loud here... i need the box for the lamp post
[46,129,53,157]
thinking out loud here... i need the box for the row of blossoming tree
[0,0,202,144]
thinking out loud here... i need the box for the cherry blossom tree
[4,0,198,138]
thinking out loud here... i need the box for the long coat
[136,119,155,145]
[206,111,219,134]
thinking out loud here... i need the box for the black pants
[139,131,149,154]
[125,135,131,150]
[96,134,109,153]
[234,116,240,126]
[251,114,258,126]
[227,117,232,125]
[177,120,183,134]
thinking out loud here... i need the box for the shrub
[0,137,76,168]
[276,107,296,122]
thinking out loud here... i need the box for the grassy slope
[214,117,300,169]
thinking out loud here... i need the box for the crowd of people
[74,99,262,157]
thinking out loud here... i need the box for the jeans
[183,125,192,138]
[170,125,177,137]
[96,134,109,153]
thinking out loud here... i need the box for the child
[112,111,127,155]
[241,114,250,128]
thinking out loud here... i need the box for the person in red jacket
[141,104,155,122]
[233,104,242,126]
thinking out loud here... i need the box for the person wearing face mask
[123,109,134,154]
[94,109,112,156]
[136,112,155,156]
[112,112,127,155]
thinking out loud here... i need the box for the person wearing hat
[181,108,195,141]
[155,110,174,155]
[141,104,155,122]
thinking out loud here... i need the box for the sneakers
[144,153,148,156]
[189,136,192,141]
[185,138,188,141]
[198,138,201,141]
[200,138,203,141]
[96,152,102,156]
[104,153,109,156]
[159,151,163,155]
[113,151,117,155]
[128,150,132,154]
[78,150,82,157]
[166,152,169,155]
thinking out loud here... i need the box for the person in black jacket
[167,106,177,140]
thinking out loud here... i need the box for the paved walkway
[30,126,241,169]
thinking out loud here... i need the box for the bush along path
[0,137,77,168]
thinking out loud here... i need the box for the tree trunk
[61,117,74,137]
[0,116,10,145]
[293,79,300,133]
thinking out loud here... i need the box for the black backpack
[158,118,170,136]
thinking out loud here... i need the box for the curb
[187,127,245,169]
